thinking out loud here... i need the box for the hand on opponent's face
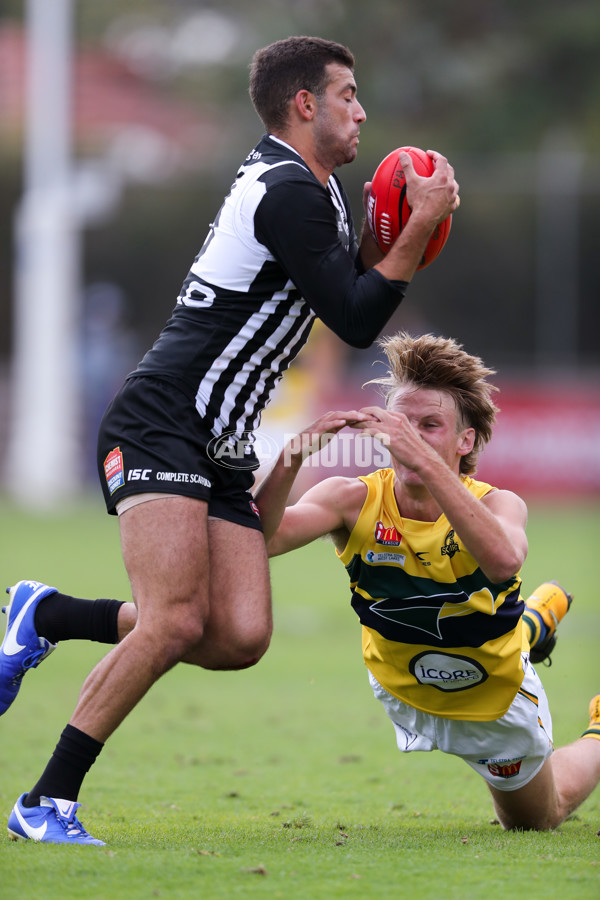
[285,409,371,461]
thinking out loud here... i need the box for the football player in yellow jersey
[255,332,600,830]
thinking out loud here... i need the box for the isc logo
[128,468,152,481]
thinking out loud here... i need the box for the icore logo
[409,651,487,692]
[207,431,280,470]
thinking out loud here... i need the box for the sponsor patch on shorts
[104,447,125,495]
[480,758,524,779]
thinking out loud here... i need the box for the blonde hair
[369,332,499,475]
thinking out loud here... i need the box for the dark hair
[249,36,355,133]
[369,332,500,476]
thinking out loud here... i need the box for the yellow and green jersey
[337,468,528,721]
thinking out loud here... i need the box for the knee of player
[214,623,272,670]
[148,613,207,664]
[229,653,265,671]
[207,651,268,672]
[232,622,272,666]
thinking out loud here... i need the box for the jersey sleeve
[254,178,407,349]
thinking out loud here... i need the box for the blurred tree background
[0,0,598,453]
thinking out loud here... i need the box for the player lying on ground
[253,332,600,830]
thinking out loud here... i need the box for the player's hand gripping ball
[367,146,452,269]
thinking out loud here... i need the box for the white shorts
[370,657,553,791]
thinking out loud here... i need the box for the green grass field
[0,496,599,899]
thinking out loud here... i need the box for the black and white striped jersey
[132,134,407,438]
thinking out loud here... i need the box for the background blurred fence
[1,0,598,508]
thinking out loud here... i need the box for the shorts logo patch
[394,721,419,750]
[250,501,260,518]
[485,759,523,779]
[156,471,211,487]
[104,447,125,495]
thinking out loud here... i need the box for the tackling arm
[253,410,367,557]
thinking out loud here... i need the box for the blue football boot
[8,794,105,845]
[0,580,57,715]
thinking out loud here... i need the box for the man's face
[389,386,473,487]
[312,63,366,170]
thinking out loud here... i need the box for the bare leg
[116,602,137,641]
[184,516,272,669]
[70,497,212,742]
[69,499,272,742]
[112,516,272,670]
[488,736,600,830]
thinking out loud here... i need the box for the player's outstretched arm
[260,476,362,558]
[254,410,367,556]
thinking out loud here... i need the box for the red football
[366,146,452,269]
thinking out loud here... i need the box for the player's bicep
[483,489,529,560]
[265,500,338,557]
[265,480,349,558]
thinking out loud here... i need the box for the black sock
[24,724,104,806]
[34,594,124,645]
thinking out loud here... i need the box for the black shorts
[97,376,263,531]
